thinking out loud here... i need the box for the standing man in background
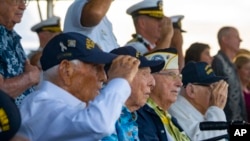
[64,0,119,52]
[126,0,173,55]
[0,0,40,106]
[28,16,62,69]
[212,26,248,121]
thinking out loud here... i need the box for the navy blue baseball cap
[182,61,226,86]
[40,32,117,71]
[107,46,165,73]
[0,90,21,141]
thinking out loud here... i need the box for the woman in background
[234,53,250,122]
[185,42,213,65]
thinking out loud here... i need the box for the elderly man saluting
[16,32,140,141]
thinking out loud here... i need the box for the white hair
[43,59,81,81]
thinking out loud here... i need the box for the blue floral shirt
[101,106,140,141]
[0,25,35,106]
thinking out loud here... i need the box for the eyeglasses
[157,71,182,80]
[10,0,29,6]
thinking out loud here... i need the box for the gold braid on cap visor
[41,26,62,32]
[138,10,164,18]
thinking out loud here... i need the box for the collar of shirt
[132,34,156,50]
[118,106,138,124]
[40,81,86,108]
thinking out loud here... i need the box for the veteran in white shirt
[169,61,229,141]
[16,32,140,141]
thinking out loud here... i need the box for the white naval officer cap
[126,0,164,19]
[31,16,62,33]
[170,15,186,32]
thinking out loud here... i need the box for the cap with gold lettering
[0,90,21,140]
[181,61,226,86]
[40,32,117,71]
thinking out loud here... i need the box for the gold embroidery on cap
[0,108,10,131]
[86,38,95,50]
[205,65,213,75]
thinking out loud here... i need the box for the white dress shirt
[169,95,228,141]
[17,78,131,141]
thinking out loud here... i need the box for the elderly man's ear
[185,83,196,98]
[58,60,75,86]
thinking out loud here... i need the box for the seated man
[169,61,229,141]
[101,46,164,140]
[16,32,140,141]
[136,48,190,141]
[0,90,21,141]
[0,91,29,141]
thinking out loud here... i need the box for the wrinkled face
[200,48,213,65]
[70,62,107,103]
[152,69,182,104]
[142,16,162,43]
[190,83,213,113]
[127,67,155,111]
[0,0,26,29]
[238,62,250,85]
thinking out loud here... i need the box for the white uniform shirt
[17,78,131,141]
[168,95,228,141]
[126,34,155,55]
[64,0,119,52]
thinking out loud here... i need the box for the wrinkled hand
[24,60,41,85]
[210,80,228,109]
[107,55,140,84]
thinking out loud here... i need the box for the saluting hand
[210,80,228,109]
[107,55,140,85]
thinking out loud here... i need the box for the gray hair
[217,26,234,45]
[43,59,81,81]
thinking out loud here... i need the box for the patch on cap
[127,0,164,18]
[145,48,178,70]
